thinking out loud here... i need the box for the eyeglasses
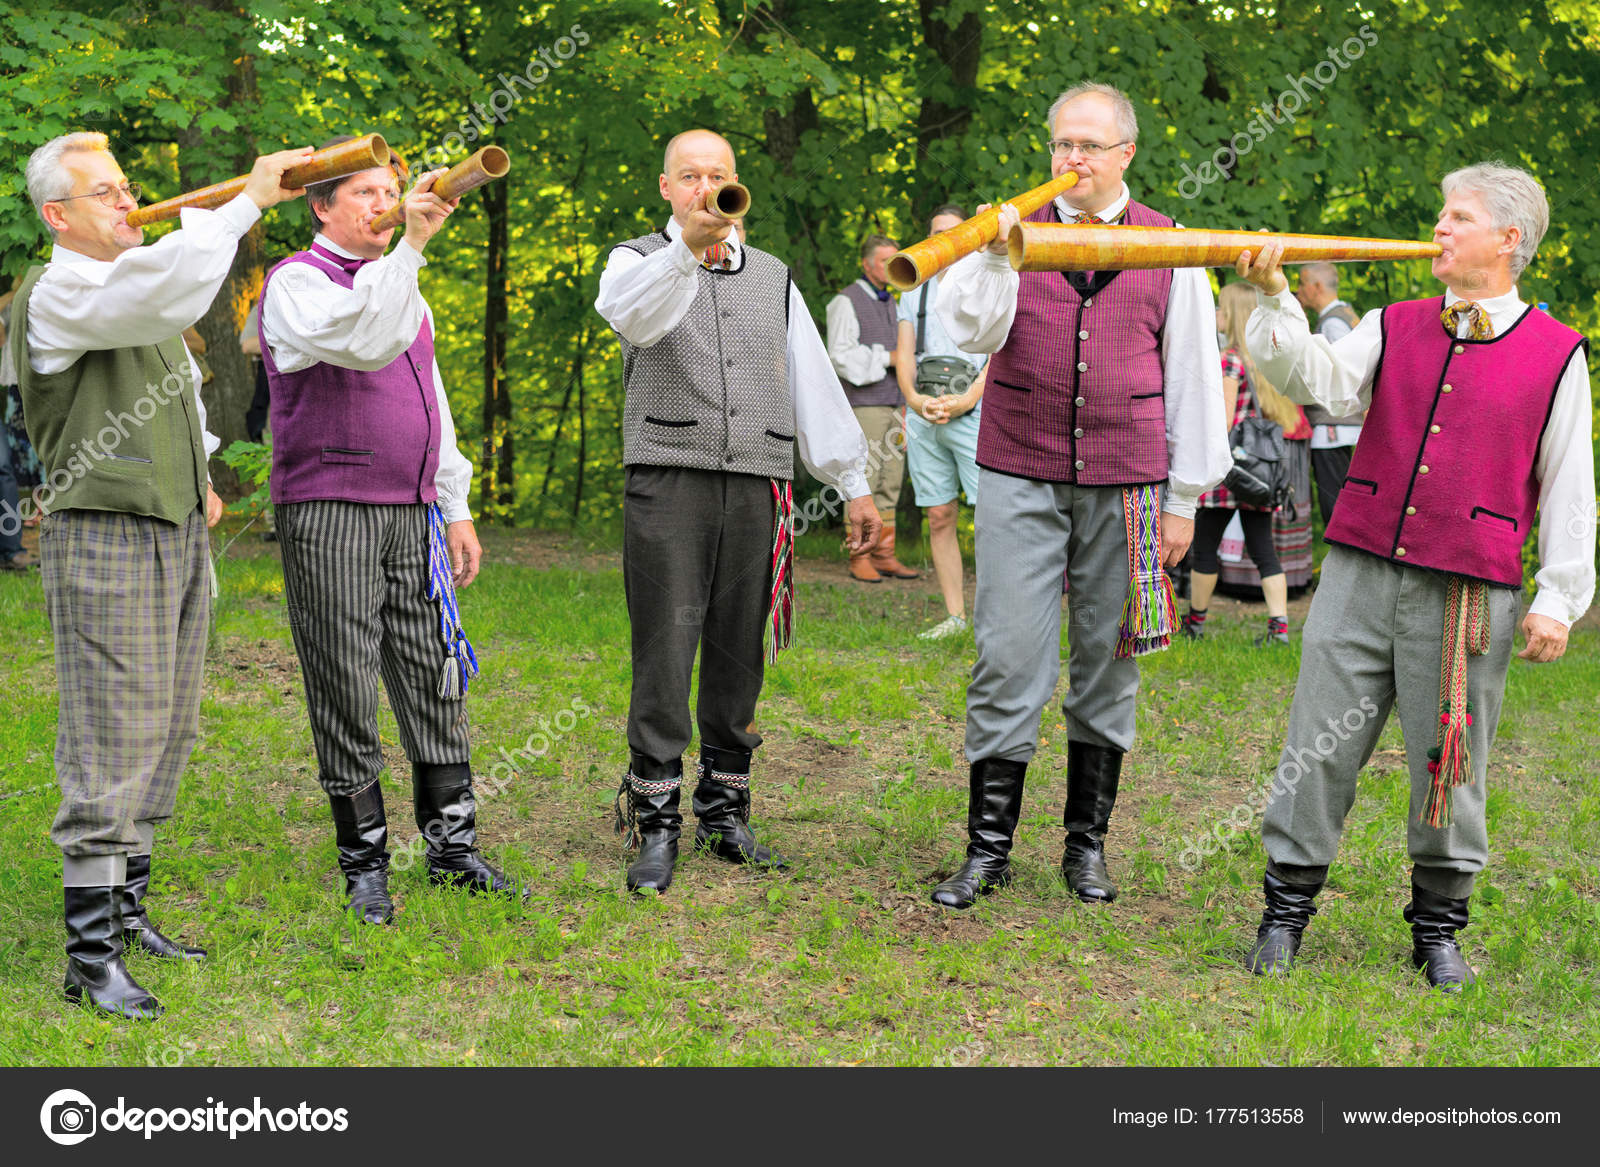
[49,183,142,208]
[1046,140,1129,159]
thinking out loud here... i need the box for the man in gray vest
[14,131,309,1020]
[827,235,919,583]
[1294,262,1364,528]
[595,128,877,896]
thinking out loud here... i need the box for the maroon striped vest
[1325,296,1585,587]
[978,199,1174,485]
[837,281,901,407]
[261,245,442,506]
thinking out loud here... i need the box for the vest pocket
[99,452,154,479]
[993,378,1033,393]
[1343,477,1378,496]
[644,416,698,428]
[1470,506,1518,532]
[321,447,375,466]
[765,430,795,442]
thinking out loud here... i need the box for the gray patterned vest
[837,281,901,406]
[613,232,796,480]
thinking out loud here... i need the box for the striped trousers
[42,507,211,858]
[276,501,470,797]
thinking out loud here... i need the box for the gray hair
[25,132,111,239]
[859,233,897,260]
[1441,162,1548,280]
[1047,82,1138,145]
[1299,261,1338,292]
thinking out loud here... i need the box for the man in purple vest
[932,82,1230,910]
[261,139,525,925]
[1236,162,1594,990]
[826,234,918,583]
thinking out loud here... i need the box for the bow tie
[702,242,733,270]
[874,287,891,302]
[310,243,373,275]
[1441,299,1493,340]
[1072,211,1100,224]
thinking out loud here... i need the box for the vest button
[1075,396,1086,407]
[1453,345,1464,354]
[1078,330,1089,340]
[726,358,734,367]
[1419,465,1429,474]
[729,407,739,417]
[1396,547,1407,557]
[1077,362,1088,372]
[1074,459,1085,471]
[725,453,735,463]
[1430,424,1440,434]
[722,310,733,318]
[1442,384,1453,393]
[1083,299,1093,308]
[1073,427,1084,438]
[1406,506,1416,515]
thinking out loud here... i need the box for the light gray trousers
[966,469,1142,762]
[1262,546,1519,899]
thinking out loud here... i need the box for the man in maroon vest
[1236,162,1594,990]
[931,82,1230,910]
[261,140,526,925]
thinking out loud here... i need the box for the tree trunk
[912,0,983,228]
[480,177,513,517]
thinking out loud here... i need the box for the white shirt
[260,232,473,523]
[1248,286,1595,626]
[23,195,260,471]
[935,183,1231,519]
[594,218,870,500]
[824,278,895,387]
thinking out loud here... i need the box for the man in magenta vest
[932,82,1230,910]
[1236,162,1594,990]
[261,140,525,925]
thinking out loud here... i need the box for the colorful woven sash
[1115,484,1177,658]
[1423,576,1491,827]
[425,501,480,700]
[766,479,795,662]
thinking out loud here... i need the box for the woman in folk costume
[1236,162,1593,990]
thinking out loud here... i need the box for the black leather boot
[1245,870,1323,974]
[63,884,164,1021]
[1404,883,1476,991]
[692,746,788,870]
[122,854,206,959]
[613,761,683,895]
[931,758,1026,909]
[1060,740,1121,903]
[328,780,394,924]
[413,762,528,897]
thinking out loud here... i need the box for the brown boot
[849,546,883,582]
[870,524,920,579]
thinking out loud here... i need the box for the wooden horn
[125,134,390,227]
[886,171,1081,292]
[707,181,751,221]
[1007,223,1443,272]
[369,145,512,232]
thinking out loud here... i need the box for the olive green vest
[9,265,208,523]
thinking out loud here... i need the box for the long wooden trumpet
[886,171,1081,292]
[707,181,751,221]
[369,146,512,232]
[1007,223,1442,272]
[126,134,390,227]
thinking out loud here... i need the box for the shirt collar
[48,244,116,285]
[1054,182,1131,224]
[313,233,361,260]
[664,217,740,262]
[1443,286,1524,332]
[855,277,892,300]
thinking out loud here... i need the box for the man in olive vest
[595,128,878,896]
[1238,163,1593,990]
[14,131,309,1020]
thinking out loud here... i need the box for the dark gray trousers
[276,500,470,797]
[623,466,772,780]
[1310,445,1354,530]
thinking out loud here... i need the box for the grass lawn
[1,520,1595,1067]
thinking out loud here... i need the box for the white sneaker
[918,614,970,640]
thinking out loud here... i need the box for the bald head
[663,129,735,177]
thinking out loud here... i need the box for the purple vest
[261,245,442,506]
[1325,296,1585,587]
[978,199,1174,485]
[838,281,901,407]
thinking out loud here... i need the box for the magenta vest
[978,198,1174,485]
[1325,296,1585,587]
[262,245,442,506]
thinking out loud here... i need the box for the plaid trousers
[42,507,211,856]
[275,500,470,796]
